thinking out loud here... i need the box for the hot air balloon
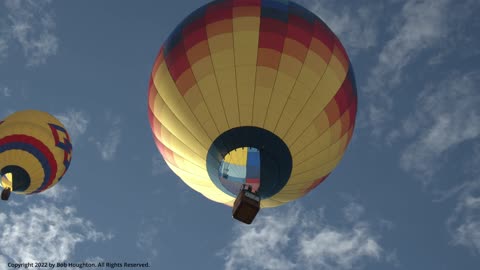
[0,110,73,201]
[148,0,357,224]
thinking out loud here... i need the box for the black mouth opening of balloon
[206,126,292,199]
[1,165,30,192]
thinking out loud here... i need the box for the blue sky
[0,0,479,269]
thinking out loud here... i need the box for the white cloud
[465,143,480,177]
[447,180,480,254]
[301,0,381,53]
[299,223,381,270]
[425,0,480,65]
[89,112,121,161]
[385,250,401,268]
[55,109,89,143]
[2,0,58,66]
[0,201,112,264]
[221,206,299,270]
[375,0,450,74]
[220,203,383,270]
[0,255,8,270]
[136,218,161,259]
[399,71,480,179]
[92,128,121,161]
[343,202,365,223]
[0,22,10,61]
[364,0,453,135]
[38,184,77,202]
[443,143,480,254]
[0,39,8,61]
[398,71,480,254]
[1,86,11,97]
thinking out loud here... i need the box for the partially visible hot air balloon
[148,0,357,224]
[0,110,73,201]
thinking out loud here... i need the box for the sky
[0,0,479,269]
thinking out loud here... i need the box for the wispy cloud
[220,203,384,270]
[1,86,11,97]
[343,202,365,223]
[222,206,299,270]
[398,71,480,180]
[0,201,112,264]
[299,224,381,270]
[0,19,10,61]
[55,109,89,143]
[447,180,480,254]
[466,144,480,177]
[442,144,480,254]
[301,0,381,53]
[425,0,480,65]
[136,218,162,259]
[364,0,453,135]
[136,208,175,262]
[89,112,122,161]
[38,184,77,202]
[0,38,8,61]
[1,0,58,66]
[394,70,480,253]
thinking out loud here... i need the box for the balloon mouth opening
[1,165,30,192]
[207,126,292,199]
[218,147,261,195]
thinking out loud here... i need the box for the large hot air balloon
[0,110,73,201]
[148,0,357,223]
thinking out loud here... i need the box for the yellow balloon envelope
[0,110,73,195]
[148,0,357,208]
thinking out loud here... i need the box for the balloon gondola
[148,0,358,224]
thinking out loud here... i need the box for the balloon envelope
[148,0,357,208]
[0,110,73,195]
